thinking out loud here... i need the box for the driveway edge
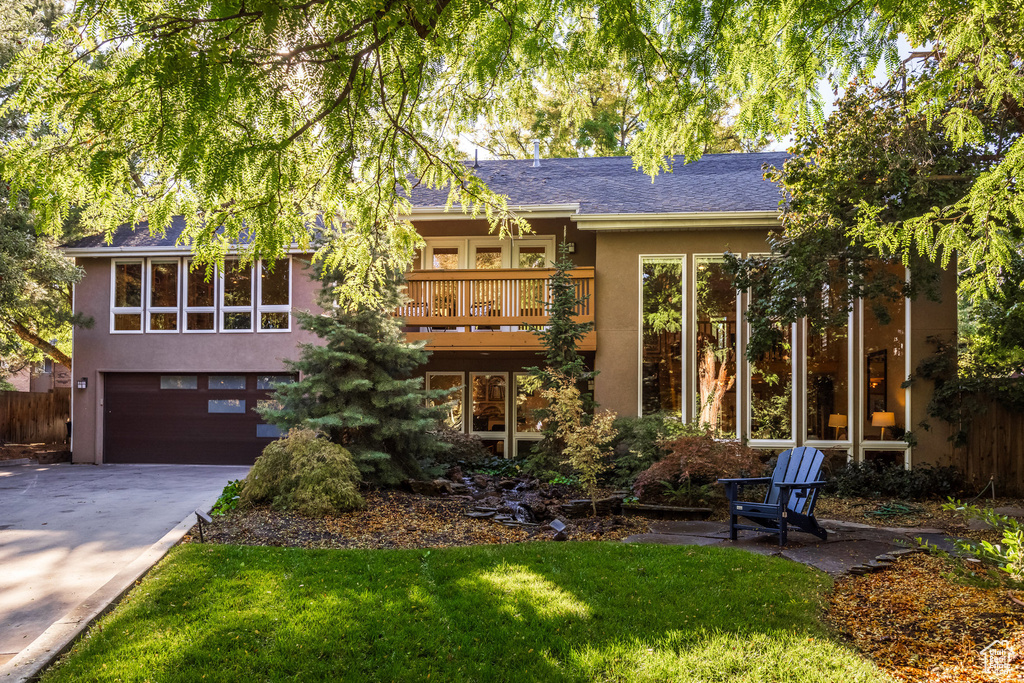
[0,492,221,682]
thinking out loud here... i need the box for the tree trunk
[11,322,72,367]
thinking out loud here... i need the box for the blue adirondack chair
[718,446,829,547]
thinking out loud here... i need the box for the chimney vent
[532,139,540,167]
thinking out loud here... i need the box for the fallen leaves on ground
[191,490,648,550]
[827,553,1024,682]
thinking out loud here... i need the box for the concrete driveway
[0,463,250,666]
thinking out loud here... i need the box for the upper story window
[110,257,291,334]
[112,261,144,332]
[421,237,555,270]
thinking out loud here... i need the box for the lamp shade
[871,411,896,428]
[828,414,848,428]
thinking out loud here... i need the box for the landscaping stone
[994,506,1024,519]
[408,480,444,496]
[621,503,713,521]
[472,474,489,488]
[465,511,495,519]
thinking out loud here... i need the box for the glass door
[470,372,508,457]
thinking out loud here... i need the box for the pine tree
[258,267,450,485]
[523,240,596,473]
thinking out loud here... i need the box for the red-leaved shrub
[633,434,765,504]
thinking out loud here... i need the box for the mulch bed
[827,553,1024,682]
[0,442,69,462]
[189,489,648,550]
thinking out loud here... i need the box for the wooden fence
[0,389,71,444]
[953,398,1024,496]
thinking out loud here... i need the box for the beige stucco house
[64,152,958,467]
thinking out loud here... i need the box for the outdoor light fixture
[77,377,88,390]
[566,242,577,254]
[871,411,896,440]
[827,414,847,440]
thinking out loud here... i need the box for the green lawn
[43,542,887,682]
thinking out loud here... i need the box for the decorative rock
[994,506,1024,519]
[408,479,444,496]
[445,466,464,481]
[553,530,569,541]
[875,554,898,562]
[470,491,488,501]
[497,479,518,490]
[472,474,489,488]
[465,511,496,519]
[888,548,920,557]
[865,560,892,569]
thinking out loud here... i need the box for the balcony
[398,267,596,351]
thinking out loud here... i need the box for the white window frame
[423,236,557,271]
[110,259,146,334]
[692,254,740,438]
[219,259,255,333]
[513,372,546,440]
[469,371,509,457]
[145,258,182,334]
[512,237,556,268]
[184,259,218,334]
[857,266,912,467]
[426,371,466,432]
[257,257,292,333]
[637,254,687,420]
[802,312,855,451]
[743,252,797,448]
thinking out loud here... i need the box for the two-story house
[64,152,957,468]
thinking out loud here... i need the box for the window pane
[427,374,464,430]
[641,258,683,416]
[749,323,792,440]
[518,247,547,268]
[149,312,178,331]
[224,312,252,330]
[807,284,850,441]
[208,399,245,413]
[475,247,503,269]
[209,375,246,390]
[257,375,295,389]
[113,313,141,331]
[223,261,252,307]
[694,257,737,438]
[515,376,548,433]
[256,424,282,438]
[261,259,289,305]
[187,312,215,331]
[114,262,142,308]
[864,264,907,440]
[260,312,289,330]
[150,262,178,307]
[187,262,215,307]
[432,248,459,270]
[471,374,505,432]
[160,375,198,389]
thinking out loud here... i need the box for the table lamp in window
[827,414,847,440]
[871,411,896,441]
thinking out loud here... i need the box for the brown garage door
[104,372,292,464]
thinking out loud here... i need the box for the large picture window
[694,256,737,438]
[426,373,465,431]
[805,279,852,443]
[640,257,684,416]
[862,264,908,443]
[221,259,253,332]
[748,320,794,442]
[258,258,291,331]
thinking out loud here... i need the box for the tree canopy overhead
[0,0,1020,295]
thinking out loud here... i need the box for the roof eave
[62,245,311,257]
[571,210,781,231]
[407,203,581,221]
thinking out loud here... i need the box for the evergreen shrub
[241,428,364,515]
[826,462,965,500]
[609,413,701,487]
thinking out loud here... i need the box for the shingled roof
[407,152,787,214]
[65,152,786,250]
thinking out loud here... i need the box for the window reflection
[427,374,464,430]
[863,264,907,440]
[641,257,683,416]
[694,257,736,437]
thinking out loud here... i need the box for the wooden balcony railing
[398,267,596,351]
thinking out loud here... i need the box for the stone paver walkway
[622,519,956,575]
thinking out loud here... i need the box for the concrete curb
[0,491,222,682]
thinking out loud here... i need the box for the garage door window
[210,375,246,390]
[209,399,246,413]
[160,375,198,389]
[256,424,283,438]
[257,375,295,389]
[112,261,144,333]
